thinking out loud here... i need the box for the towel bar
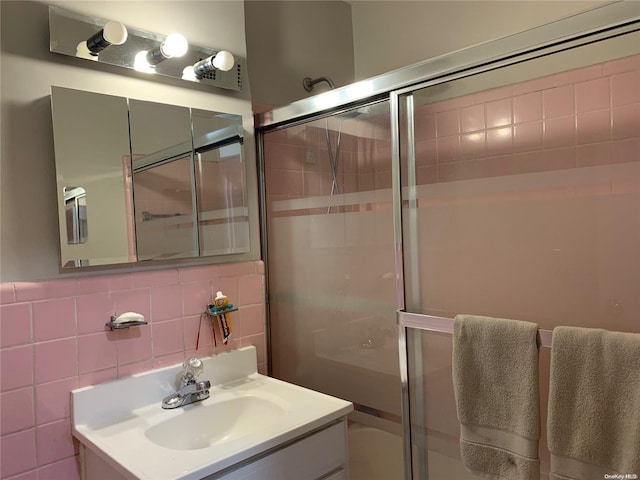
[397,310,553,348]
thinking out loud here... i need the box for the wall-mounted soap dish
[105,312,148,331]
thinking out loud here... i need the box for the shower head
[341,110,365,119]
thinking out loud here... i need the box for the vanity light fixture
[76,20,128,61]
[50,6,244,90]
[182,51,235,81]
[134,33,188,72]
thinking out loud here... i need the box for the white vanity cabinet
[81,419,349,480]
[209,420,348,480]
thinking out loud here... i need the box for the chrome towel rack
[397,310,553,348]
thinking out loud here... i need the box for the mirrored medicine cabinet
[51,86,251,270]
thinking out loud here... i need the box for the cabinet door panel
[215,422,347,480]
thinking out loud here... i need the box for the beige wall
[244,0,355,108]
[350,1,607,80]
[244,1,608,107]
[1,1,257,282]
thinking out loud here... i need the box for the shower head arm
[303,76,336,92]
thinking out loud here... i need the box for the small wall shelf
[206,307,239,318]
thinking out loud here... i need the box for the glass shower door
[399,30,640,479]
[263,101,405,479]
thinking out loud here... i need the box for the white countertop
[72,347,352,480]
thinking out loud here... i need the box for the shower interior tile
[612,104,640,140]
[513,92,542,124]
[485,98,512,128]
[543,85,575,118]
[575,77,610,113]
[460,104,485,133]
[544,116,575,149]
[576,109,611,145]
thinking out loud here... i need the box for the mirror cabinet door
[51,87,133,268]
[51,88,251,269]
[128,100,197,261]
[191,109,249,256]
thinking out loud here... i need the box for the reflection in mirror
[63,187,88,244]
[128,100,196,261]
[133,155,196,261]
[192,109,249,256]
[51,87,132,268]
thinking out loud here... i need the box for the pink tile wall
[0,261,265,479]
[414,54,640,183]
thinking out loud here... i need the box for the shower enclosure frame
[254,3,640,479]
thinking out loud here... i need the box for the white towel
[453,314,540,479]
[548,326,640,479]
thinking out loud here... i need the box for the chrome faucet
[162,358,211,409]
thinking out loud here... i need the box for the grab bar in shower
[141,211,184,221]
[397,310,553,348]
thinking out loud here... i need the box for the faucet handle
[182,357,204,383]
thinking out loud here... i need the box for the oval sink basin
[145,395,287,451]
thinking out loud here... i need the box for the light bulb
[76,41,98,61]
[84,21,128,56]
[211,51,235,71]
[192,51,235,79]
[134,50,155,73]
[102,21,128,45]
[161,33,188,58]
[182,66,198,82]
